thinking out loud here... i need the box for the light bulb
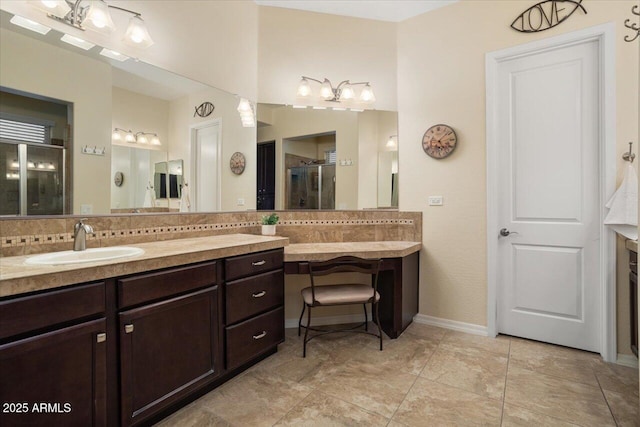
[48,162,55,170]
[340,84,354,100]
[137,133,148,144]
[85,0,115,32]
[237,98,252,113]
[151,135,161,145]
[320,80,334,100]
[11,159,19,168]
[359,84,375,103]
[125,131,135,143]
[124,16,154,48]
[37,162,45,169]
[112,130,121,141]
[27,161,35,168]
[297,78,312,97]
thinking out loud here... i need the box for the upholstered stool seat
[298,256,383,357]
[301,284,380,306]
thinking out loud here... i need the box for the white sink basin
[25,247,144,266]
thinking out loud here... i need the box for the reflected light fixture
[386,135,398,150]
[296,76,375,104]
[32,0,154,48]
[9,15,52,35]
[112,128,160,145]
[237,98,255,128]
[10,159,20,169]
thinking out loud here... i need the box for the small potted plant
[261,213,279,236]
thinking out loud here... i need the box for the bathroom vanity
[0,234,287,426]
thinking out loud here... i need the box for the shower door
[286,164,335,210]
[0,142,65,215]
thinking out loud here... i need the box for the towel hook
[622,142,635,163]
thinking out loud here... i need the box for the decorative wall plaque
[194,101,215,118]
[511,0,587,33]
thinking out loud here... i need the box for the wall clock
[114,171,124,187]
[422,124,457,159]
[230,152,246,175]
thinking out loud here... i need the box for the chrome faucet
[73,218,94,251]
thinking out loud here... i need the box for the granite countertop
[0,234,289,298]
[626,239,638,253]
[284,241,422,262]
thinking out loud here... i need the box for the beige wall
[257,6,397,111]
[0,28,112,215]
[0,1,259,99]
[397,0,639,357]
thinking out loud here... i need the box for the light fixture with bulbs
[112,128,160,146]
[296,76,375,104]
[33,0,154,48]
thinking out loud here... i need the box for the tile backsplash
[0,210,422,257]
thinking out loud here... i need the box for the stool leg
[363,304,368,331]
[303,306,311,358]
[374,301,383,351]
[298,303,306,336]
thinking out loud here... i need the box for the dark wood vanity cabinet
[224,249,285,370]
[117,262,222,426]
[0,282,108,427]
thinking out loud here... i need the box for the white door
[192,121,221,212]
[495,39,600,352]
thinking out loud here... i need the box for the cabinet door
[119,286,221,426]
[0,318,107,427]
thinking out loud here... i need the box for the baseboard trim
[285,314,365,329]
[616,353,639,368]
[413,314,488,336]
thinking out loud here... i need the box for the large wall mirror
[257,104,399,210]
[0,9,398,216]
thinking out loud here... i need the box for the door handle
[499,228,519,237]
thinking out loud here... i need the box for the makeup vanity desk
[283,241,421,338]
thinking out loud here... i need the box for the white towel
[180,184,191,213]
[142,183,156,208]
[604,164,638,240]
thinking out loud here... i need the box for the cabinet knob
[96,333,106,343]
[125,324,134,334]
[253,331,267,340]
[251,260,266,266]
[252,290,267,298]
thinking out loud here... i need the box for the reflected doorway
[190,119,221,212]
[257,141,275,210]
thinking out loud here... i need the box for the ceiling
[254,0,459,22]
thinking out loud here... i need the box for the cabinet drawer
[0,282,105,340]
[225,249,284,281]
[226,307,284,370]
[118,261,218,309]
[226,269,283,324]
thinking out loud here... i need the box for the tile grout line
[500,338,511,426]
[594,368,620,426]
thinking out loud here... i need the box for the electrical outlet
[428,196,443,206]
[237,198,245,206]
[80,204,93,214]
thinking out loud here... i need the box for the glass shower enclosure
[286,164,335,210]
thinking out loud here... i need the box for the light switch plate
[428,196,443,206]
[237,198,245,206]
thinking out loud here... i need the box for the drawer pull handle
[252,260,267,266]
[252,290,267,298]
[253,331,267,340]
[96,333,106,343]
[125,324,134,334]
[631,261,638,266]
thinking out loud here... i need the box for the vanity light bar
[10,15,51,35]
[99,48,129,62]
[60,34,95,50]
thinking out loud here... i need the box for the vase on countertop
[261,225,276,236]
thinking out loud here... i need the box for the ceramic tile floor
[156,323,639,426]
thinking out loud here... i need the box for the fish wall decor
[511,0,587,33]
[194,102,215,118]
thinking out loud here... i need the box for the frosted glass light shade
[340,84,354,100]
[36,1,71,18]
[360,84,375,103]
[123,15,154,48]
[124,131,135,143]
[297,78,311,97]
[320,80,334,99]
[84,0,115,32]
